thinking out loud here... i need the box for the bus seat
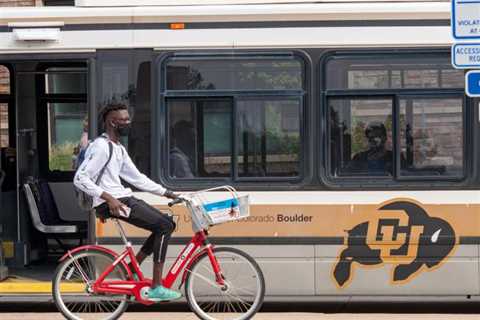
[23,179,86,250]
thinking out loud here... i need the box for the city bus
[0,0,477,301]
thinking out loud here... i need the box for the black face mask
[112,122,131,137]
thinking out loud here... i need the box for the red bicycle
[52,188,265,320]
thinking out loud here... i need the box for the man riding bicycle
[74,102,182,302]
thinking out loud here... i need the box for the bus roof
[0,2,450,26]
[74,0,449,6]
[0,1,452,51]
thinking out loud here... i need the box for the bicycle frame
[62,219,225,305]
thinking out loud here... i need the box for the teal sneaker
[146,286,182,302]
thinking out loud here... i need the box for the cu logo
[333,200,457,288]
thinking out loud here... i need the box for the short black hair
[365,121,387,139]
[171,120,193,144]
[100,103,128,123]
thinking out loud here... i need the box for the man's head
[171,120,194,150]
[101,103,131,137]
[365,121,387,149]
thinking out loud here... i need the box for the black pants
[96,197,175,263]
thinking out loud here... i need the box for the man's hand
[100,192,127,217]
[107,198,128,217]
[164,190,180,200]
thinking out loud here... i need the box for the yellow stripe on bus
[1,241,14,258]
[0,281,85,293]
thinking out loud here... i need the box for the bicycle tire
[185,247,265,320]
[52,249,129,320]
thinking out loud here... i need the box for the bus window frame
[320,49,470,188]
[156,51,309,189]
[36,62,88,181]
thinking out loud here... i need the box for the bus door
[5,59,91,267]
[0,64,16,268]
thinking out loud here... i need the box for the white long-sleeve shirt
[74,134,166,208]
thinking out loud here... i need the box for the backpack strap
[94,141,113,185]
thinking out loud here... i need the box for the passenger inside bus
[72,116,89,170]
[169,120,195,178]
[347,121,395,175]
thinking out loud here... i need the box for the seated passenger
[348,121,393,175]
[170,120,195,178]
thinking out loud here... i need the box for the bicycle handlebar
[168,197,184,207]
[166,186,238,209]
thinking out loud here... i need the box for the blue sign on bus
[466,71,480,97]
[452,0,480,39]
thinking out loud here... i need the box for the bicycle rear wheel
[52,250,129,320]
[185,247,265,320]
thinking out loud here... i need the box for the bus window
[38,65,87,174]
[100,61,129,105]
[162,53,305,184]
[0,65,10,148]
[96,52,131,140]
[168,99,232,179]
[324,51,465,182]
[237,99,300,177]
[0,65,10,95]
[47,102,87,171]
[166,58,302,91]
[45,67,87,94]
[329,98,393,177]
[326,55,464,90]
[400,97,464,177]
[95,51,153,174]
[441,69,465,88]
[0,103,8,148]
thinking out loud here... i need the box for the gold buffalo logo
[333,200,457,288]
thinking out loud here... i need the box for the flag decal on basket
[190,186,250,226]
[203,199,239,217]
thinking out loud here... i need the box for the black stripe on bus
[97,236,346,245]
[459,237,480,245]
[0,19,450,33]
[98,236,480,245]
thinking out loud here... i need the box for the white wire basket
[189,186,250,226]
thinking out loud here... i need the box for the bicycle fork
[205,244,226,288]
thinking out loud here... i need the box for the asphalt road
[1,302,480,319]
[1,313,480,320]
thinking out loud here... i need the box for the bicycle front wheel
[52,250,129,320]
[185,247,265,320]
